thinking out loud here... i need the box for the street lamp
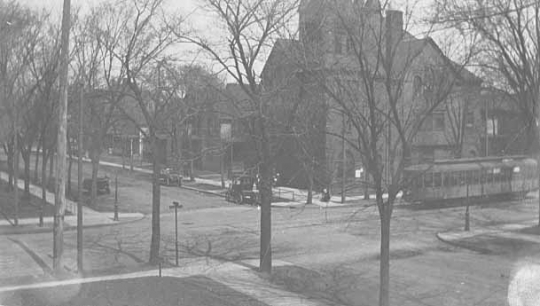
[169,201,183,266]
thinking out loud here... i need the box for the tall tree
[179,0,300,274]
[295,1,475,304]
[433,0,540,223]
[90,0,184,264]
[0,1,44,225]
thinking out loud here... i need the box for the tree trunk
[67,149,73,198]
[364,177,370,200]
[40,147,48,227]
[90,150,99,207]
[306,168,313,204]
[53,0,71,274]
[220,145,225,188]
[6,140,13,191]
[23,150,30,197]
[379,201,391,306]
[13,132,19,226]
[149,133,161,265]
[259,161,272,274]
[48,149,54,187]
[34,139,41,183]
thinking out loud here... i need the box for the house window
[413,76,422,98]
[487,116,498,136]
[434,113,445,131]
[220,121,232,140]
[303,21,322,42]
[421,115,433,131]
[465,111,474,127]
[346,37,355,54]
[421,113,444,131]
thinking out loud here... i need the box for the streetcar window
[458,172,466,186]
[424,173,433,187]
[503,168,512,181]
[434,172,442,187]
[472,170,480,184]
[466,171,475,184]
[486,169,493,183]
[493,168,501,182]
[451,172,459,186]
[412,175,422,188]
[513,167,520,173]
[444,173,452,186]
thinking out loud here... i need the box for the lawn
[0,276,269,306]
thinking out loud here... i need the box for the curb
[0,214,146,236]
[180,185,226,197]
[435,231,493,254]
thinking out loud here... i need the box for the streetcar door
[501,167,512,194]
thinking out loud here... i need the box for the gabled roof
[263,35,481,86]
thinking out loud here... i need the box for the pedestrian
[321,188,330,202]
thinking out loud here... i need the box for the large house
[260,0,527,190]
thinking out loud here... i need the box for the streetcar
[402,156,538,203]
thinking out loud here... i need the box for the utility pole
[13,109,19,226]
[77,82,84,273]
[341,112,346,204]
[485,99,489,157]
[465,182,470,231]
[169,201,182,266]
[53,0,71,274]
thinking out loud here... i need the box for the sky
[13,0,440,80]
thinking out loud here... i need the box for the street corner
[436,227,540,255]
[0,222,55,236]
[271,201,309,209]
[436,229,495,254]
[180,183,227,198]
[76,212,146,230]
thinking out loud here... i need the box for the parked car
[225,175,259,205]
[160,167,183,186]
[83,176,111,195]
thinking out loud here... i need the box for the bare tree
[433,0,540,223]
[178,0,301,273]
[85,0,185,264]
[294,1,475,305]
[0,1,45,225]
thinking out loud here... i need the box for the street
[2,175,539,306]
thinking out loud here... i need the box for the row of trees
[1,0,538,305]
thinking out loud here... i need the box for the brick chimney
[385,10,403,58]
[385,10,403,37]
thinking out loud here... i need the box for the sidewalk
[0,171,144,235]
[437,219,540,254]
[0,258,333,306]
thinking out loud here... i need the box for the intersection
[1,157,540,305]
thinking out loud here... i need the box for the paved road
[3,153,228,214]
[2,192,540,305]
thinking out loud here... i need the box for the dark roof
[263,35,481,85]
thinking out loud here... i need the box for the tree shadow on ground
[269,264,369,306]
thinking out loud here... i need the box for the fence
[273,187,310,203]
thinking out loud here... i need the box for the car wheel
[234,194,243,204]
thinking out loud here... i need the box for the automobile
[160,167,183,186]
[225,175,259,205]
[83,176,111,195]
